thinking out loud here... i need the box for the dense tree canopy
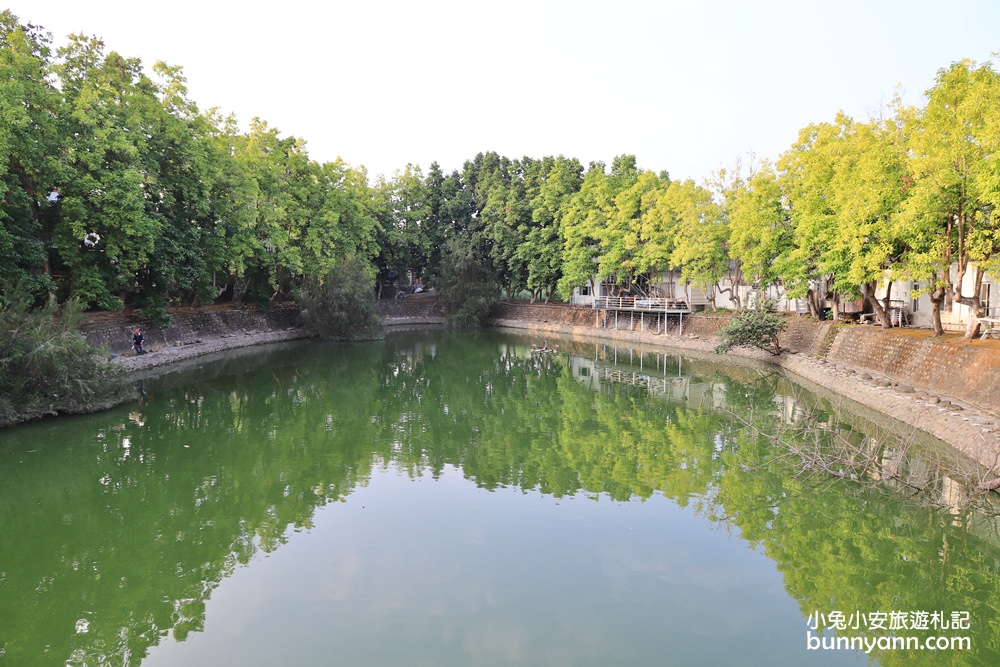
[3,11,1000,338]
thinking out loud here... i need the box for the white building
[572,264,997,332]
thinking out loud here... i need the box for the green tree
[557,162,611,298]
[776,120,846,320]
[828,113,910,327]
[295,255,382,340]
[721,162,791,309]
[436,236,498,327]
[0,11,62,301]
[236,119,310,302]
[138,61,221,315]
[666,179,727,301]
[303,159,378,283]
[901,60,1000,338]
[53,34,165,310]
[601,170,662,291]
[372,165,433,294]
[525,156,582,301]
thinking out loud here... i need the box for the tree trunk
[957,267,986,340]
[880,280,894,328]
[714,283,741,310]
[861,282,890,328]
[964,308,982,339]
[929,287,945,336]
[805,288,819,319]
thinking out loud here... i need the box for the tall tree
[373,164,433,292]
[0,11,62,300]
[525,156,582,301]
[724,162,790,309]
[601,170,657,291]
[557,162,612,298]
[778,120,850,319]
[901,60,1000,338]
[665,179,727,302]
[828,113,910,326]
[140,62,219,310]
[53,34,163,310]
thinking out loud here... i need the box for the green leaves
[295,256,382,340]
[4,9,1000,333]
[713,307,786,356]
[0,292,131,425]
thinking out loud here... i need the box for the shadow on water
[1,329,998,666]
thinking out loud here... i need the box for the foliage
[713,306,786,356]
[436,237,498,328]
[725,162,790,292]
[136,290,173,328]
[557,162,612,297]
[294,256,383,341]
[5,5,1000,344]
[0,290,131,425]
[899,60,1000,338]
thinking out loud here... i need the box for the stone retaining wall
[82,300,999,418]
[828,327,1000,414]
[377,297,445,318]
[489,301,1000,415]
[80,306,300,355]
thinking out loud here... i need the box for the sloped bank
[87,300,444,375]
[81,305,308,374]
[488,301,1000,471]
[77,300,999,470]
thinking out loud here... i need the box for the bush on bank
[294,257,384,340]
[0,293,133,427]
[436,238,499,328]
[714,307,786,356]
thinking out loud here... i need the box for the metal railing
[592,296,690,311]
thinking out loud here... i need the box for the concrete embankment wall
[80,300,998,418]
[827,327,1000,414]
[489,301,1000,416]
[80,299,444,356]
[80,305,301,355]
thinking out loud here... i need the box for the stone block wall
[489,301,999,414]
[80,306,299,354]
[491,301,738,335]
[827,327,1000,413]
[490,301,595,326]
[377,297,445,318]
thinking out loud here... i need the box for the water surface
[1,330,997,666]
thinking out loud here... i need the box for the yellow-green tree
[901,60,1000,338]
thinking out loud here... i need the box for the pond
[0,329,997,666]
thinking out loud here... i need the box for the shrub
[0,291,132,426]
[436,238,498,328]
[714,307,786,356]
[295,257,383,340]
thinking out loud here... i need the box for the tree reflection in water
[0,331,997,666]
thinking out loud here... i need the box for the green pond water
[1,329,998,666]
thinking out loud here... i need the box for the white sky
[7,0,999,182]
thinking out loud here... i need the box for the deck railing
[592,296,690,311]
